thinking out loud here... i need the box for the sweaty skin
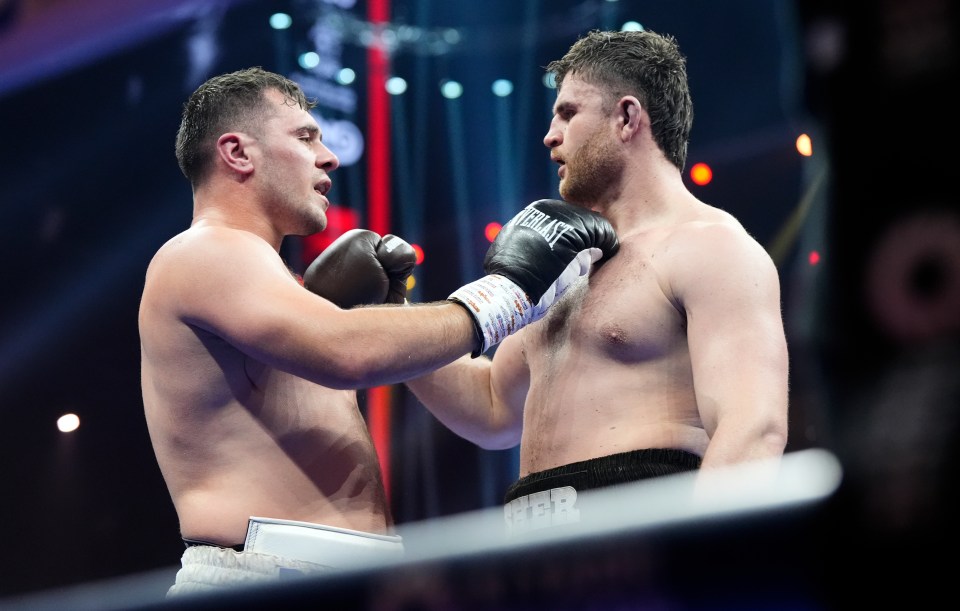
[505,206,787,476]
[141,88,476,546]
[407,72,788,480]
[140,229,392,545]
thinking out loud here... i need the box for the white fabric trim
[167,517,404,597]
[244,516,404,569]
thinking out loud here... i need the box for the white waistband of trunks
[244,516,404,570]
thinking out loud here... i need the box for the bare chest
[526,248,686,364]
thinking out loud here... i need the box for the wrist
[448,274,534,357]
[448,299,485,358]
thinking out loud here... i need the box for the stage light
[336,68,356,85]
[622,21,644,32]
[299,52,320,69]
[543,73,557,89]
[690,162,713,186]
[412,243,425,265]
[796,133,813,156]
[492,79,513,97]
[57,413,79,433]
[440,80,463,99]
[443,28,462,44]
[485,222,502,242]
[809,251,821,265]
[386,76,407,95]
[269,13,292,30]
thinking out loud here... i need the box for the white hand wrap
[449,247,601,357]
[449,274,533,357]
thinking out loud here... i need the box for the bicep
[155,228,479,391]
[171,235,338,372]
[679,231,789,436]
[403,333,527,448]
[490,331,530,429]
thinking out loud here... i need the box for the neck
[192,182,284,252]
[600,159,697,236]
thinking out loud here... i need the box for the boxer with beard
[405,29,790,533]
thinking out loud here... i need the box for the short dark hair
[175,67,317,186]
[546,29,693,171]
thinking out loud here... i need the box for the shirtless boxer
[405,29,790,532]
[139,67,619,594]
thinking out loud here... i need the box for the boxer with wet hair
[141,67,618,596]
[405,29,790,533]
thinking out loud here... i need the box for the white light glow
[440,80,463,99]
[337,68,356,85]
[299,52,320,69]
[269,13,292,30]
[57,413,80,433]
[386,77,407,95]
[492,79,513,97]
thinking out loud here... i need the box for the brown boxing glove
[303,229,417,308]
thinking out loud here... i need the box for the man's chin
[558,186,584,206]
[308,213,328,235]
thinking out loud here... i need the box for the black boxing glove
[449,199,619,356]
[303,229,417,308]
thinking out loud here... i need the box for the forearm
[693,422,787,501]
[406,355,521,450]
[699,424,787,470]
[265,301,479,390]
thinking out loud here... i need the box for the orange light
[690,162,712,186]
[485,222,502,242]
[411,243,425,265]
[406,275,417,291]
[796,133,813,157]
[808,250,821,265]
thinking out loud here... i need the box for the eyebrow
[553,100,575,116]
[297,125,321,139]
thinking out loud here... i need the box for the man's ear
[216,132,255,176]
[618,96,643,142]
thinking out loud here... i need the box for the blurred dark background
[0,0,957,603]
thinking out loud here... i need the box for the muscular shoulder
[143,226,289,326]
[652,208,780,307]
[653,204,765,262]
[149,226,272,274]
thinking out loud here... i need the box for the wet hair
[546,29,693,171]
[175,67,317,186]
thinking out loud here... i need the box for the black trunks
[182,537,245,552]
[503,448,702,504]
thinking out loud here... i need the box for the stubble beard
[296,201,327,236]
[559,126,624,207]
[266,170,328,236]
